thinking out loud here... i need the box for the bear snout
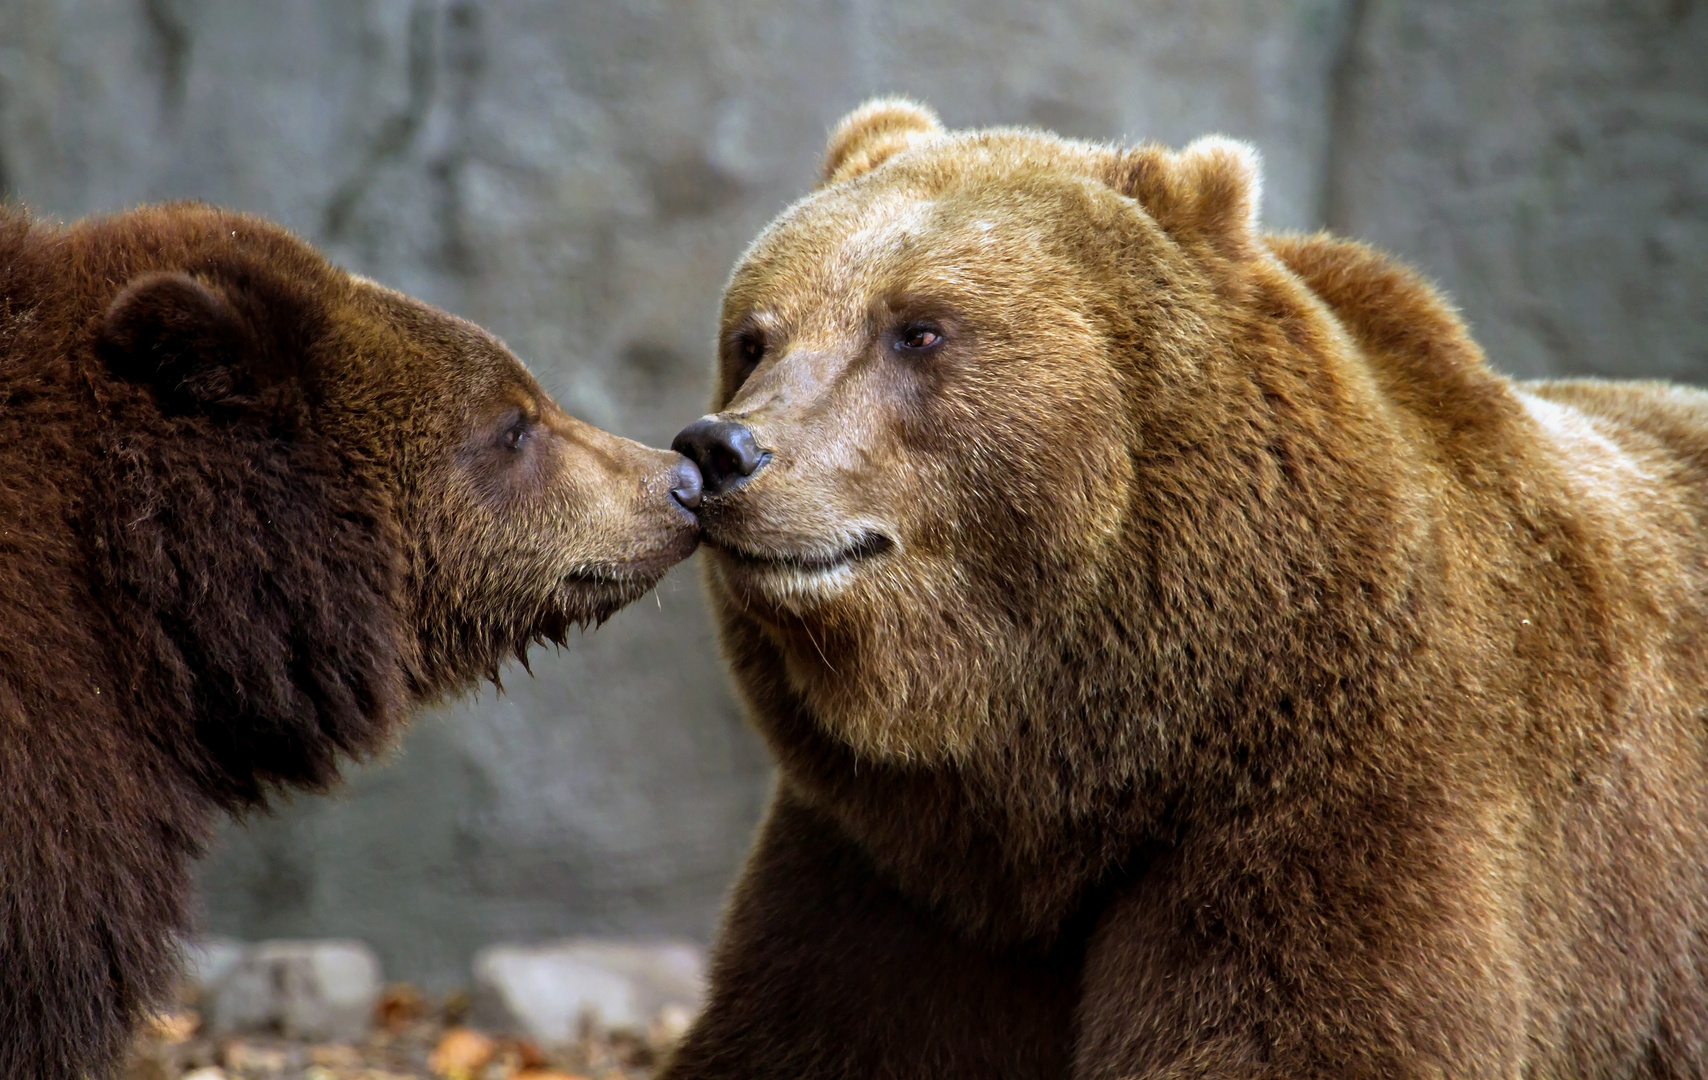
[672,416,770,497]
[669,455,704,511]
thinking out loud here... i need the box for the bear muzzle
[672,416,771,497]
[669,456,704,511]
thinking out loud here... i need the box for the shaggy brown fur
[664,99,1708,1078]
[0,203,699,1079]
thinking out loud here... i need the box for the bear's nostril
[670,457,703,511]
[671,417,768,497]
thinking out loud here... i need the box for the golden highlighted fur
[665,101,1708,1078]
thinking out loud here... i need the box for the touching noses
[672,417,768,497]
[669,456,703,511]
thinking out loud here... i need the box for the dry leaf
[429,1026,498,1078]
[505,1037,549,1070]
[376,981,427,1032]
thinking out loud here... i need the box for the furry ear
[1109,136,1263,257]
[821,98,944,187]
[97,271,292,412]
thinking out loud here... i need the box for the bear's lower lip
[560,548,697,589]
[550,561,674,628]
[713,531,893,575]
[550,530,700,618]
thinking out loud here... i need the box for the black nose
[672,417,768,496]
[669,455,703,511]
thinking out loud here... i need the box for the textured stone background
[2,0,1704,987]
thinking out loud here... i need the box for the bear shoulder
[1268,231,1526,462]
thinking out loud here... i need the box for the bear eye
[735,332,766,370]
[896,323,944,352]
[500,408,532,452]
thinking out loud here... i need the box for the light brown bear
[666,99,1708,1078]
[0,203,700,1079]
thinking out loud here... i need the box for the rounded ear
[97,272,265,411]
[1108,136,1264,257]
[820,98,944,187]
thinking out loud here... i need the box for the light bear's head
[676,100,1344,766]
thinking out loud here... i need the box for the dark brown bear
[666,99,1708,1078]
[0,203,700,1079]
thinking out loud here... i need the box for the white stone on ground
[200,939,383,1043]
[182,936,247,993]
[472,938,706,1041]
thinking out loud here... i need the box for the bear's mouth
[559,553,686,587]
[562,521,701,585]
[544,568,659,630]
[551,532,700,618]
[556,557,674,599]
[713,531,894,576]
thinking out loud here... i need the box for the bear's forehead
[826,196,937,280]
[734,183,1067,318]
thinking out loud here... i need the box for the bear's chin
[419,559,683,695]
[554,568,665,626]
[709,552,863,611]
[722,580,1021,767]
[543,557,684,633]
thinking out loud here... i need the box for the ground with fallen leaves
[125,984,682,1080]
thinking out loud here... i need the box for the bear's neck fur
[0,206,415,1072]
[714,232,1636,950]
[3,207,416,806]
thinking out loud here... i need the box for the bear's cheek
[446,432,550,527]
[937,365,1134,564]
[475,433,688,570]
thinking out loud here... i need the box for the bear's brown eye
[897,324,943,351]
[501,409,531,452]
[736,332,766,369]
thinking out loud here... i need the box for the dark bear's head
[84,205,699,802]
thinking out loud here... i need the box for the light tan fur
[663,101,1708,1079]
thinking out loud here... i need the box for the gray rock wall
[3,0,1703,986]
[1326,0,1708,381]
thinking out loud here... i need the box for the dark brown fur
[664,101,1708,1078]
[0,203,697,1078]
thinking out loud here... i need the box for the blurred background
[1,0,1703,990]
